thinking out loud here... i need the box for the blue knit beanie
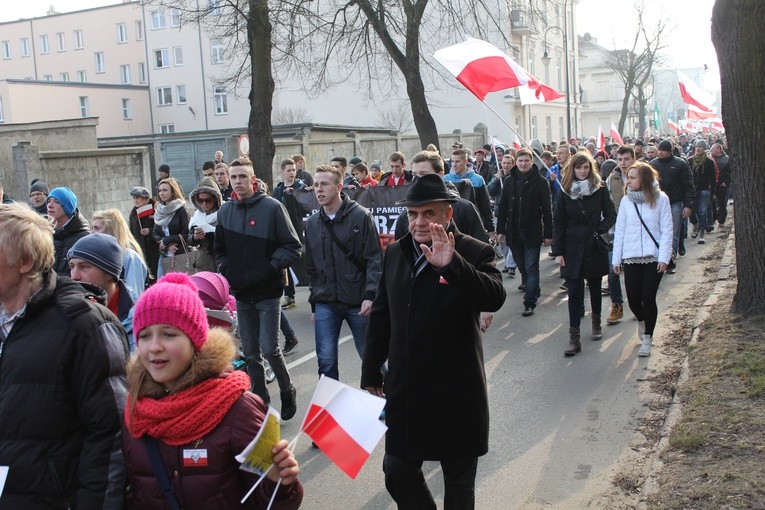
[48,187,78,217]
[68,233,124,281]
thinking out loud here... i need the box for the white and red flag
[597,125,605,151]
[668,119,681,135]
[136,203,154,219]
[433,38,530,101]
[512,134,522,150]
[687,103,718,120]
[518,74,565,105]
[677,70,715,113]
[610,122,624,146]
[301,376,386,479]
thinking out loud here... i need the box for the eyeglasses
[30,192,45,198]
[198,198,215,204]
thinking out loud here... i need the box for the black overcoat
[551,186,616,280]
[361,223,506,460]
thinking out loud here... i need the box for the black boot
[281,386,297,421]
[564,327,581,356]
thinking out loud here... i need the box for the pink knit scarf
[126,371,249,445]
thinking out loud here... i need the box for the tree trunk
[618,87,631,136]
[247,0,276,190]
[712,0,765,314]
[405,67,440,150]
[637,94,647,138]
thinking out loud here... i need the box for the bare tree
[377,102,414,133]
[273,0,526,151]
[606,1,668,137]
[272,107,313,125]
[711,0,765,314]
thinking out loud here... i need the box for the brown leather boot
[591,314,602,340]
[564,327,581,356]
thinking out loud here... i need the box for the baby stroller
[189,271,275,384]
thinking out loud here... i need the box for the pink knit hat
[133,273,209,352]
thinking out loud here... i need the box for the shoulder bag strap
[324,220,366,274]
[143,436,183,510]
[633,202,660,249]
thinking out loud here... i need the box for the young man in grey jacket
[304,165,382,381]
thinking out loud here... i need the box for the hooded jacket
[52,210,90,276]
[496,165,554,248]
[188,177,223,257]
[214,190,302,303]
[122,330,303,510]
[305,193,382,308]
[0,271,129,510]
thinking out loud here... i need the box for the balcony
[510,8,534,37]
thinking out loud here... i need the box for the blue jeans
[670,202,684,256]
[314,302,368,381]
[510,230,541,307]
[608,250,622,305]
[236,298,293,404]
[280,310,296,341]
[566,277,602,328]
[691,190,711,231]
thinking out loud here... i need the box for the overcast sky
[2,0,720,92]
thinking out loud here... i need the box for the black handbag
[576,200,612,253]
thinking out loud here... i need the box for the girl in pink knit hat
[122,273,303,509]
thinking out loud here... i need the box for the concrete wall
[10,141,150,220]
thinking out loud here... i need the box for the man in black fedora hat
[361,173,506,510]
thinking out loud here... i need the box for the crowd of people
[0,130,731,508]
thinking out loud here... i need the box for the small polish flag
[610,122,624,146]
[301,376,386,479]
[597,125,605,151]
[136,203,154,219]
[434,38,530,101]
[677,70,715,113]
[668,119,681,135]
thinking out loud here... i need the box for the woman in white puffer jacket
[612,162,673,357]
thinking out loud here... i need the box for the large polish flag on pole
[687,103,718,120]
[434,37,530,100]
[677,70,715,113]
[301,376,386,479]
[518,74,565,105]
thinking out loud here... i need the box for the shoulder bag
[633,202,675,263]
[161,236,213,275]
[576,199,612,254]
[324,220,367,274]
[143,436,183,510]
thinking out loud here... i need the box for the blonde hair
[92,209,145,261]
[627,162,660,207]
[158,177,185,202]
[0,203,55,281]
[561,151,603,193]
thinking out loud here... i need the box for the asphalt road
[265,238,711,509]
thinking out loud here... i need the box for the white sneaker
[638,334,652,357]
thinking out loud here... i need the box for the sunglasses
[198,198,215,204]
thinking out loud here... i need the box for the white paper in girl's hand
[0,466,8,497]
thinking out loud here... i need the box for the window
[528,49,535,75]
[545,116,552,144]
[557,57,562,90]
[95,52,105,73]
[77,70,87,82]
[117,23,128,43]
[214,85,228,114]
[60,72,69,82]
[122,98,132,120]
[160,124,175,134]
[120,64,131,84]
[154,49,169,68]
[138,62,147,83]
[40,35,49,54]
[170,8,181,27]
[43,74,53,81]
[56,32,66,51]
[559,117,564,140]
[1,41,10,60]
[79,96,89,117]
[135,20,144,40]
[208,0,222,16]
[151,11,166,30]
[0,96,4,122]
[211,40,225,64]
[176,84,187,104]
[20,38,30,57]
[74,30,84,49]
[157,87,172,106]
[173,46,183,66]
[531,115,538,139]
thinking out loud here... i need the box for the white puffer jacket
[612,191,673,266]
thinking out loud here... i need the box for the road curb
[637,224,736,509]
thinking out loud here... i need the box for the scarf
[692,151,708,170]
[153,199,185,227]
[126,370,249,445]
[627,180,661,204]
[569,179,596,200]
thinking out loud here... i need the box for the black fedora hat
[396,174,459,206]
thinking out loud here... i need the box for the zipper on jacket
[48,460,72,510]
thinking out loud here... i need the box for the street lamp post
[541,0,572,141]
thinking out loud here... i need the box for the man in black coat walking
[362,174,506,510]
